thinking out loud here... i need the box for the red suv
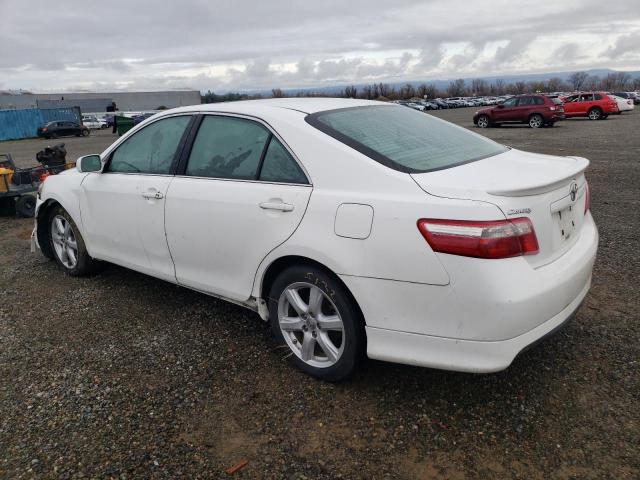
[473,94,565,128]
[561,92,618,120]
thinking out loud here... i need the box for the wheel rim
[478,116,488,128]
[530,115,542,128]
[278,282,345,368]
[589,110,600,120]
[51,215,78,269]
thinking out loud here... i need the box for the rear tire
[82,129,90,137]
[588,108,602,120]
[268,265,365,381]
[529,114,543,128]
[15,195,36,218]
[48,205,98,276]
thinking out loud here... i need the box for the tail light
[584,181,590,214]
[417,217,539,259]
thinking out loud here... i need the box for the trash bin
[116,116,134,136]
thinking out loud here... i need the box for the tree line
[201,71,640,103]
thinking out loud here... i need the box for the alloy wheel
[477,115,489,128]
[278,282,345,368]
[529,115,543,128]
[588,109,601,120]
[51,215,78,269]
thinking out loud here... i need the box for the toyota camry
[33,98,598,381]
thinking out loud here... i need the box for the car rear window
[551,98,563,105]
[305,105,507,173]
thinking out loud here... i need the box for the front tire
[476,115,490,128]
[268,265,365,381]
[48,206,97,276]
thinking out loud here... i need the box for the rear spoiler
[487,156,589,197]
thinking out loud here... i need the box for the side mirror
[76,154,102,173]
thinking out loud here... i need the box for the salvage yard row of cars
[34,97,598,381]
[469,91,637,128]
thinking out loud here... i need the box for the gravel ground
[0,108,638,479]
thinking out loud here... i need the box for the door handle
[142,191,164,200]
[259,201,294,212]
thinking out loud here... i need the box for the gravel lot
[1,108,638,479]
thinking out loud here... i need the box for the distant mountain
[244,68,640,96]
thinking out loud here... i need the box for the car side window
[185,116,270,180]
[503,98,517,107]
[533,97,544,105]
[259,137,307,184]
[594,94,602,100]
[517,96,532,106]
[108,116,190,174]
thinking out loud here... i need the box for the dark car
[473,94,565,128]
[37,121,90,139]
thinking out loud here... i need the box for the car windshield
[306,105,508,173]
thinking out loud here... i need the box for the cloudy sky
[1,0,639,92]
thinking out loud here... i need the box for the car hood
[474,107,494,115]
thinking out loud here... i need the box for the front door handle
[142,190,164,200]
[259,201,294,212]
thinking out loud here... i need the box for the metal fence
[0,107,81,141]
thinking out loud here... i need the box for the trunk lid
[411,148,590,267]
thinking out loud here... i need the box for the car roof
[165,98,389,117]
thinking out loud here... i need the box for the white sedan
[33,99,598,381]
[608,95,634,113]
[82,115,107,129]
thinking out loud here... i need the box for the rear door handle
[259,201,294,212]
[142,190,164,200]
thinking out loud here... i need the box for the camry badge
[570,182,578,202]
[507,208,531,215]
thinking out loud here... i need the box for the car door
[164,114,313,302]
[580,93,595,114]
[493,97,518,122]
[80,114,193,281]
[562,95,579,116]
[513,96,534,121]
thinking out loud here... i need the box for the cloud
[0,0,638,91]
[604,31,640,59]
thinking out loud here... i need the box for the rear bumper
[341,213,598,372]
[365,278,589,373]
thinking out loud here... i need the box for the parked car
[82,115,107,129]
[608,94,634,113]
[473,94,565,128]
[37,121,90,139]
[34,99,598,381]
[560,92,618,120]
[432,98,450,109]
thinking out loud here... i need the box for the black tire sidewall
[48,206,94,276]
[15,195,36,217]
[268,265,365,381]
